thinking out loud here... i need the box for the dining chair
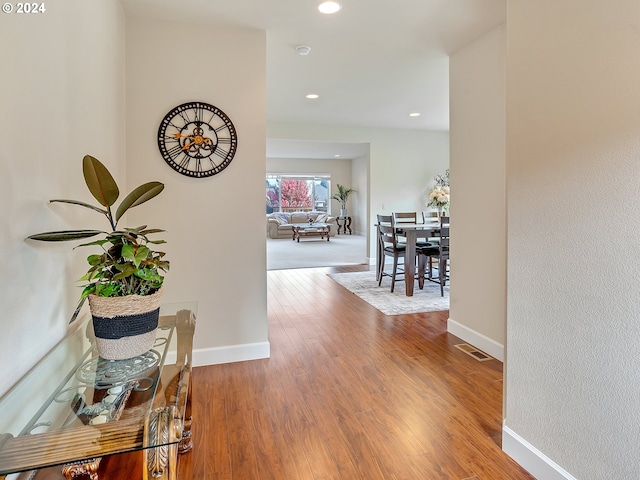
[377,223,408,292]
[422,211,439,223]
[421,210,442,255]
[376,214,393,281]
[392,211,433,249]
[392,211,417,225]
[426,215,450,296]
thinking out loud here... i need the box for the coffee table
[291,223,331,242]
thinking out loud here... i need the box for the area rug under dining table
[328,270,449,315]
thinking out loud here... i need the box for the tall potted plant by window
[331,184,356,217]
[27,155,170,360]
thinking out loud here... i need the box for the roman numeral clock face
[157,102,238,178]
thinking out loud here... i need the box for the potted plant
[27,155,170,360]
[331,184,357,217]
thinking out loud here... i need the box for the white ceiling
[266,138,369,160]
[121,0,506,159]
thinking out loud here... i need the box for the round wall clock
[157,101,238,178]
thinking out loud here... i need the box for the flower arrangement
[427,185,450,208]
[426,169,450,212]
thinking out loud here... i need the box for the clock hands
[173,126,215,155]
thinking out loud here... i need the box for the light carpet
[267,234,367,270]
[328,270,449,315]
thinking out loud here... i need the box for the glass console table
[0,302,196,480]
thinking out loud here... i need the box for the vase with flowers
[426,169,450,217]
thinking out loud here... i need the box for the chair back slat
[376,214,393,246]
[438,216,450,259]
[378,224,401,249]
[392,212,417,225]
[422,211,439,223]
[439,232,450,256]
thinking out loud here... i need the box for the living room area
[266,145,369,270]
[267,231,365,270]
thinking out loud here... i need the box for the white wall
[352,154,370,237]
[504,1,640,478]
[0,1,126,395]
[449,26,506,361]
[126,18,268,365]
[267,122,449,260]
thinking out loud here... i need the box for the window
[266,175,331,214]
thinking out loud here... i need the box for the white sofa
[266,211,337,239]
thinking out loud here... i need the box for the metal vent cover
[454,343,492,361]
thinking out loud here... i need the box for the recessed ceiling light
[409,112,421,117]
[306,94,319,99]
[334,154,341,158]
[318,1,341,14]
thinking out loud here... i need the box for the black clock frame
[157,101,238,178]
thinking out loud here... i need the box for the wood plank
[99,265,533,480]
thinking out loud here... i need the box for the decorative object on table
[426,169,450,217]
[157,101,238,178]
[27,155,170,360]
[331,184,357,217]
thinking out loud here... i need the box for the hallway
[177,266,533,479]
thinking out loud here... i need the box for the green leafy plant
[28,155,169,299]
[331,184,357,209]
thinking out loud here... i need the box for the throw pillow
[315,213,328,223]
[291,213,308,223]
[274,212,289,223]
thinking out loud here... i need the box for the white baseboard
[191,341,271,367]
[502,425,577,480]
[447,317,504,362]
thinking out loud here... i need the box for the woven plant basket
[88,287,163,361]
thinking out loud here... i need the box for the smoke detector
[296,45,311,56]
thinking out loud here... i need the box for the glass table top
[0,302,196,476]
[290,222,330,228]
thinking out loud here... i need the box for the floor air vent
[454,343,492,361]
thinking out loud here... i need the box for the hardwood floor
[177,265,534,480]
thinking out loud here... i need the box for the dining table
[394,221,441,296]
